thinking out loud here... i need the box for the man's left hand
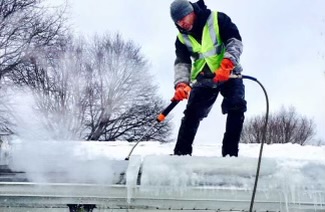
[213,58,234,83]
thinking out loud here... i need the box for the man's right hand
[173,82,191,101]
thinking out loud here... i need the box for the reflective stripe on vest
[177,11,225,80]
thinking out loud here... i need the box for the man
[170,0,247,157]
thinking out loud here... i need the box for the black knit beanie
[170,0,194,23]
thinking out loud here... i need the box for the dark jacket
[173,0,243,86]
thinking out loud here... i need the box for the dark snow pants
[173,78,247,157]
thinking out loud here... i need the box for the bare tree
[241,106,316,145]
[83,34,171,141]
[0,0,67,78]
[103,98,173,142]
[6,34,172,142]
[0,80,14,134]
[7,38,90,140]
[0,0,67,135]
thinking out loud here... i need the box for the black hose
[241,75,270,212]
[125,74,269,212]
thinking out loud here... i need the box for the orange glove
[213,58,235,83]
[173,83,191,101]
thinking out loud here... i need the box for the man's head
[170,0,196,31]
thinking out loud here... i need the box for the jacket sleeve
[173,37,192,87]
[218,12,243,72]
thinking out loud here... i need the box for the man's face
[176,12,196,31]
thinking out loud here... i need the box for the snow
[1,140,325,211]
[4,140,325,186]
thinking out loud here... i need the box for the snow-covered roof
[0,141,324,211]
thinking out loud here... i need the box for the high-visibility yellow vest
[177,11,225,81]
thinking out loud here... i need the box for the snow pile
[140,155,325,194]
[5,140,325,190]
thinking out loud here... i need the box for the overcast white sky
[55,0,325,143]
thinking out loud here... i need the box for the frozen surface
[5,140,325,189]
[7,141,129,184]
[140,155,325,202]
[1,140,325,211]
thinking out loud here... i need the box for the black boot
[222,112,244,157]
